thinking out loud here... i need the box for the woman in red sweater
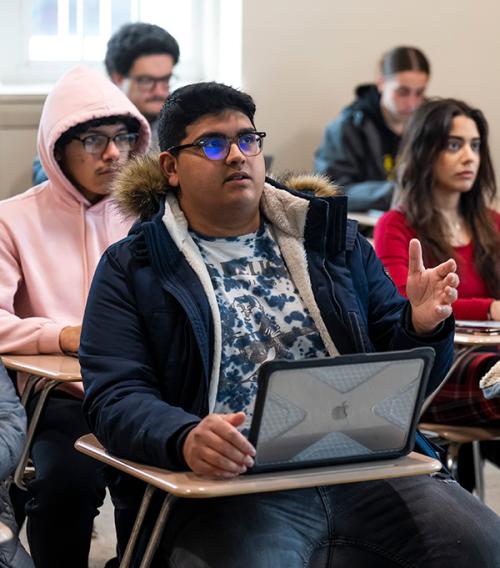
[374,98,500,491]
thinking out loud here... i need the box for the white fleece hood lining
[162,183,339,412]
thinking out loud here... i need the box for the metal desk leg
[472,440,485,501]
[20,374,45,407]
[120,484,156,568]
[14,379,61,490]
[139,493,177,568]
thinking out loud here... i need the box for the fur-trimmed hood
[111,153,341,410]
[112,152,338,220]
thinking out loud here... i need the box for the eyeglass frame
[71,132,139,155]
[127,73,176,91]
[166,131,267,161]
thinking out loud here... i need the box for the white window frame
[0,0,242,90]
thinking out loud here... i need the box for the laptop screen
[247,348,433,473]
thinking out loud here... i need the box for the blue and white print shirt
[191,221,328,434]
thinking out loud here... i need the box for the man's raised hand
[405,239,459,335]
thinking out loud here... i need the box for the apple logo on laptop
[332,401,349,420]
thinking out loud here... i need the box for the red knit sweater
[374,209,500,321]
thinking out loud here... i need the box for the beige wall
[0,94,44,199]
[3,2,499,198]
[242,0,500,177]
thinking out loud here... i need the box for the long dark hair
[397,98,500,296]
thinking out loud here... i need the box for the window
[0,0,242,88]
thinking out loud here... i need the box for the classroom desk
[454,331,500,346]
[1,354,81,489]
[76,433,441,568]
[349,211,381,228]
[420,327,500,416]
[420,325,500,500]
[1,353,81,380]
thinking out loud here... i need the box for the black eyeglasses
[128,74,175,91]
[167,131,266,161]
[72,132,139,155]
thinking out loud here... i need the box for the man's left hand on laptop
[183,411,256,478]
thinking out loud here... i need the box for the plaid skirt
[421,350,500,425]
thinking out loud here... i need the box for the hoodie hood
[351,83,401,159]
[112,153,338,220]
[37,65,151,205]
[352,84,385,126]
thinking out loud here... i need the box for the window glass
[0,0,242,88]
[83,0,100,36]
[28,0,199,62]
[111,0,130,30]
[32,0,58,35]
[68,0,77,34]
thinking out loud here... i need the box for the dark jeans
[25,391,107,568]
[160,472,500,568]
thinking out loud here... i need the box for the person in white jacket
[0,65,150,567]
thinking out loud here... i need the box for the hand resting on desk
[59,325,81,353]
[183,411,256,478]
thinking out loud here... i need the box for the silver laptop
[247,348,434,473]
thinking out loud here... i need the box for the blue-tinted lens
[201,136,228,160]
[238,133,259,155]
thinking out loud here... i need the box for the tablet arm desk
[419,326,500,501]
[1,354,82,489]
[76,434,441,568]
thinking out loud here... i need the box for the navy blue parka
[81,158,454,476]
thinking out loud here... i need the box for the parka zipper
[320,205,368,353]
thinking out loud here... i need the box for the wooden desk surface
[76,434,441,499]
[349,211,382,228]
[454,332,500,346]
[1,354,81,381]
[420,422,500,443]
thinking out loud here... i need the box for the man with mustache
[105,22,180,149]
[0,65,150,567]
[32,22,179,184]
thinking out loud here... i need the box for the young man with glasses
[81,82,500,567]
[0,65,150,567]
[32,22,179,185]
[105,22,180,149]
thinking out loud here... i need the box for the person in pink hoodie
[0,65,150,568]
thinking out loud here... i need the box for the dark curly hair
[104,22,180,77]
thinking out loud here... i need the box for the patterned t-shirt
[191,221,328,433]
